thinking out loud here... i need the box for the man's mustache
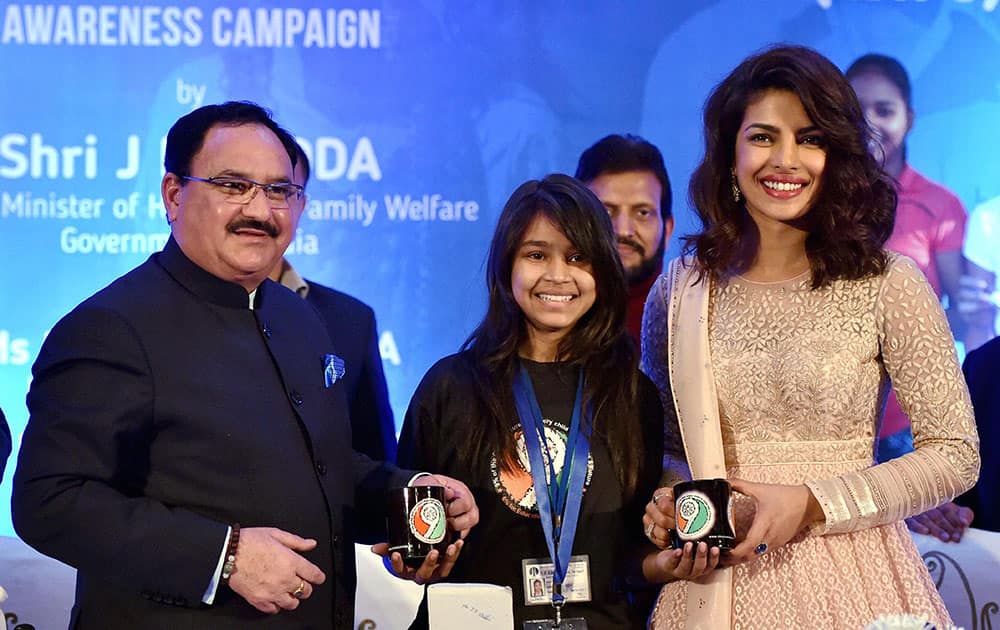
[617,236,645,257]
[227,219,279,237]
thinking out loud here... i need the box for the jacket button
[289,389,303,405]
[262,323,272,338]
[332,534,341,549]
[316,461,328,475]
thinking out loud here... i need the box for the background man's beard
[625,237,666,286]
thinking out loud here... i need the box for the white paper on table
[427,582,515,630]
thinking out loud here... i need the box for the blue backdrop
[2,0,999,536]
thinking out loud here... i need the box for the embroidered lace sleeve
[805,255,980,535]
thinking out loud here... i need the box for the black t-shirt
[397,352,665,628]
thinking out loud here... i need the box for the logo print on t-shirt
[490,418,594,518]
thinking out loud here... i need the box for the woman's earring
[730,170,742,203]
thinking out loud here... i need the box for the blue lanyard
[512,363,591,602]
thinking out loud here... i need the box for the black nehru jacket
[13,237,412,629]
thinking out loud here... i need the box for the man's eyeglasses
[179,175,304,208]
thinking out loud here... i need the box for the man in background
[269,143,397,461]
[575,134,673,344]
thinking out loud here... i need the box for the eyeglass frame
[177,174,304,208]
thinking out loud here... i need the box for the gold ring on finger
[292,579,306,599]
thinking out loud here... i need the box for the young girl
[398,174,716,628]
[641,46,979,629]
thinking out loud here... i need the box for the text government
[60,227,168,255]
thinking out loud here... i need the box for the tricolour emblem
[408,498,447,544]
[675,490,716,541]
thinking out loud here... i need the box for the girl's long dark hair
[458,174,645,499]
[685,45,897,287]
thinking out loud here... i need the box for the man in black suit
[12,102,476,629]
[270,144,396,461]
[959,336,1000,531]
[0,406,10,482]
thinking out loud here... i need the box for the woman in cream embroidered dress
[640,46,979,629]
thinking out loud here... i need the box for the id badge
[523,619,588,629]
[521,555,592,606]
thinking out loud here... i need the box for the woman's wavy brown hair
[684,45,897,287]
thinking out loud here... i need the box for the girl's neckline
[519,356,574,367]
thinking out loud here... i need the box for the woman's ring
[645,522,656,541]
[754,542,768,555]
[652,492,668,506]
